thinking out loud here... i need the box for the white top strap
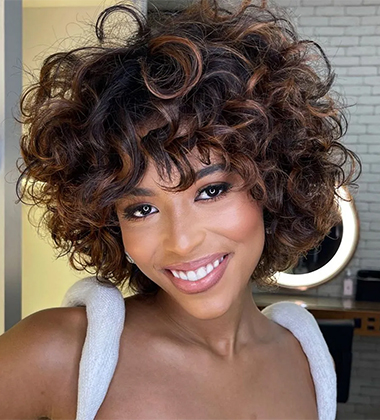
[262,302,337,420]
[62,277,126,420]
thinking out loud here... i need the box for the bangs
[136,118,226,192]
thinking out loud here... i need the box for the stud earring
[125,251,135,264]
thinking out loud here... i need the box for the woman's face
[116,152,265,319]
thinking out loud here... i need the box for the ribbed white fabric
[63,277,336,420]
[262,302,337,420]
[62,277,126,420]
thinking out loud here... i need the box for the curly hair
[18,0,359,297]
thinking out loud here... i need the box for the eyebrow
[128,163,227,197]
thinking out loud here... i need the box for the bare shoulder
[268,320,318,418]
[0,306,87,420]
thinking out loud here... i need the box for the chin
[182,295,237,320]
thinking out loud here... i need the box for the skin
[0,151,318,419]
[115,152,268,357]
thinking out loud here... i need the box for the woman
[0,0,358,419]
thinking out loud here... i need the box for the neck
[153,284,268,360]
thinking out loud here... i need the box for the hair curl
[18,0,359,297]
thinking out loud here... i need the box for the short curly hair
[18,0,359,297]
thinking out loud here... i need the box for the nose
[161,205,206,258]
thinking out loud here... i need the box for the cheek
[118,220,156,263]
[213,199,264,245]
[121,226,149,248]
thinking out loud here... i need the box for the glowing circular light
[274,187,359,290]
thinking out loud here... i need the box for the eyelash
[122,182,232,221]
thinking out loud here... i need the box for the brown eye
[123,204,158,220]
[206,186,218,197]
[196,183,232,201]
[137,205,153,216]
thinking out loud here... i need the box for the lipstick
[164,254,230,294]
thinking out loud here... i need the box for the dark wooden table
[254,293,380,337]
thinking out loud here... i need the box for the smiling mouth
[167,254,228,282]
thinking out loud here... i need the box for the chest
[95,339,318,420]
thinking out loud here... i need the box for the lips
[168,255,226,281]
[164,253,231,294]
[164,252,227,272]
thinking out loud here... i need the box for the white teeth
[196,266,207,279]
[170,255,227,281]
[187,271,197,281]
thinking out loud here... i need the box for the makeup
[164,254,230,294]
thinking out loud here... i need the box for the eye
[123,204,158,220]
[196,183,232,201]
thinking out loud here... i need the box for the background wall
[1,0,22,334]
[22,5,101,317]
[1,0,6,337]
[21,0,144,317]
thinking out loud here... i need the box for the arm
[0,307,87,419]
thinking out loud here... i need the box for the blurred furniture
[255,293,380,337]
[356,270,380,302]
[317,319,354,403]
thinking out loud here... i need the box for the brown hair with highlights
[18,0,359,297]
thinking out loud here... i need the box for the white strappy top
[62,277,337,420]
